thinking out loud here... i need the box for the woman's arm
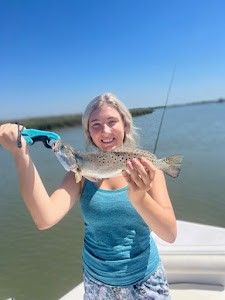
[15,152,81,230]
[123,157,177,243]
[0,123,81,230]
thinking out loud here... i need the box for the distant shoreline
[0,98,224,130]
[153,98,225,109]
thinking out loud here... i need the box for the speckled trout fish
[52,141,183,183]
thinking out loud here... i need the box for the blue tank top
[79,179,160,286]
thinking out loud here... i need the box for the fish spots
[98,158,106,164]
[113,153,124,163]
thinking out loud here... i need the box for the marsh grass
[0,114,82,130]
[0,108,154,130]
[1,99,223,130]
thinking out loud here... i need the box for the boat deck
[60,221,225,300]
[170,283,225,300]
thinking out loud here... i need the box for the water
[0,103,224,300]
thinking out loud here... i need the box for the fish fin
[74,170,82,183]
[112,146,125,152]
[157,155,183,178]
[113,144,136,152]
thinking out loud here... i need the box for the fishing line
[153,65,176,154]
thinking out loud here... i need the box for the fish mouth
[51,140,62,152]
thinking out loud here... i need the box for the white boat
[59,220,225,300]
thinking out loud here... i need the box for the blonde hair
[82,92,139,149]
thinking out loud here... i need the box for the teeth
[102,139,113,143]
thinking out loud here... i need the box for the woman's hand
[0,123,28,157]
[122,157,157,202]
[123,157,177,242]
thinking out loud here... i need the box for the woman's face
[88,104,128,151]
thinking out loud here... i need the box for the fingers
[0,123,21,141]
[0,123,27,154]
[123,157,156,191]
[122,170,139,190]
[139,157,157,181]
[0,123,16,140]
[127,159,148,188]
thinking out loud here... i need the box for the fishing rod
[153,65,176,154]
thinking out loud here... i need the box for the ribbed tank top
[79,179,160,286]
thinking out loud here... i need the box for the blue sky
[0,0,225,120]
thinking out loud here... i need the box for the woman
[0,93,176,299]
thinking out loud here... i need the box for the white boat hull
[60,220,225,299]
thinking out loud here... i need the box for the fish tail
[156,155,183,178]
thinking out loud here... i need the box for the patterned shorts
[83,262,170,300]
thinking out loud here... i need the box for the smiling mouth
[101,138,114,144]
